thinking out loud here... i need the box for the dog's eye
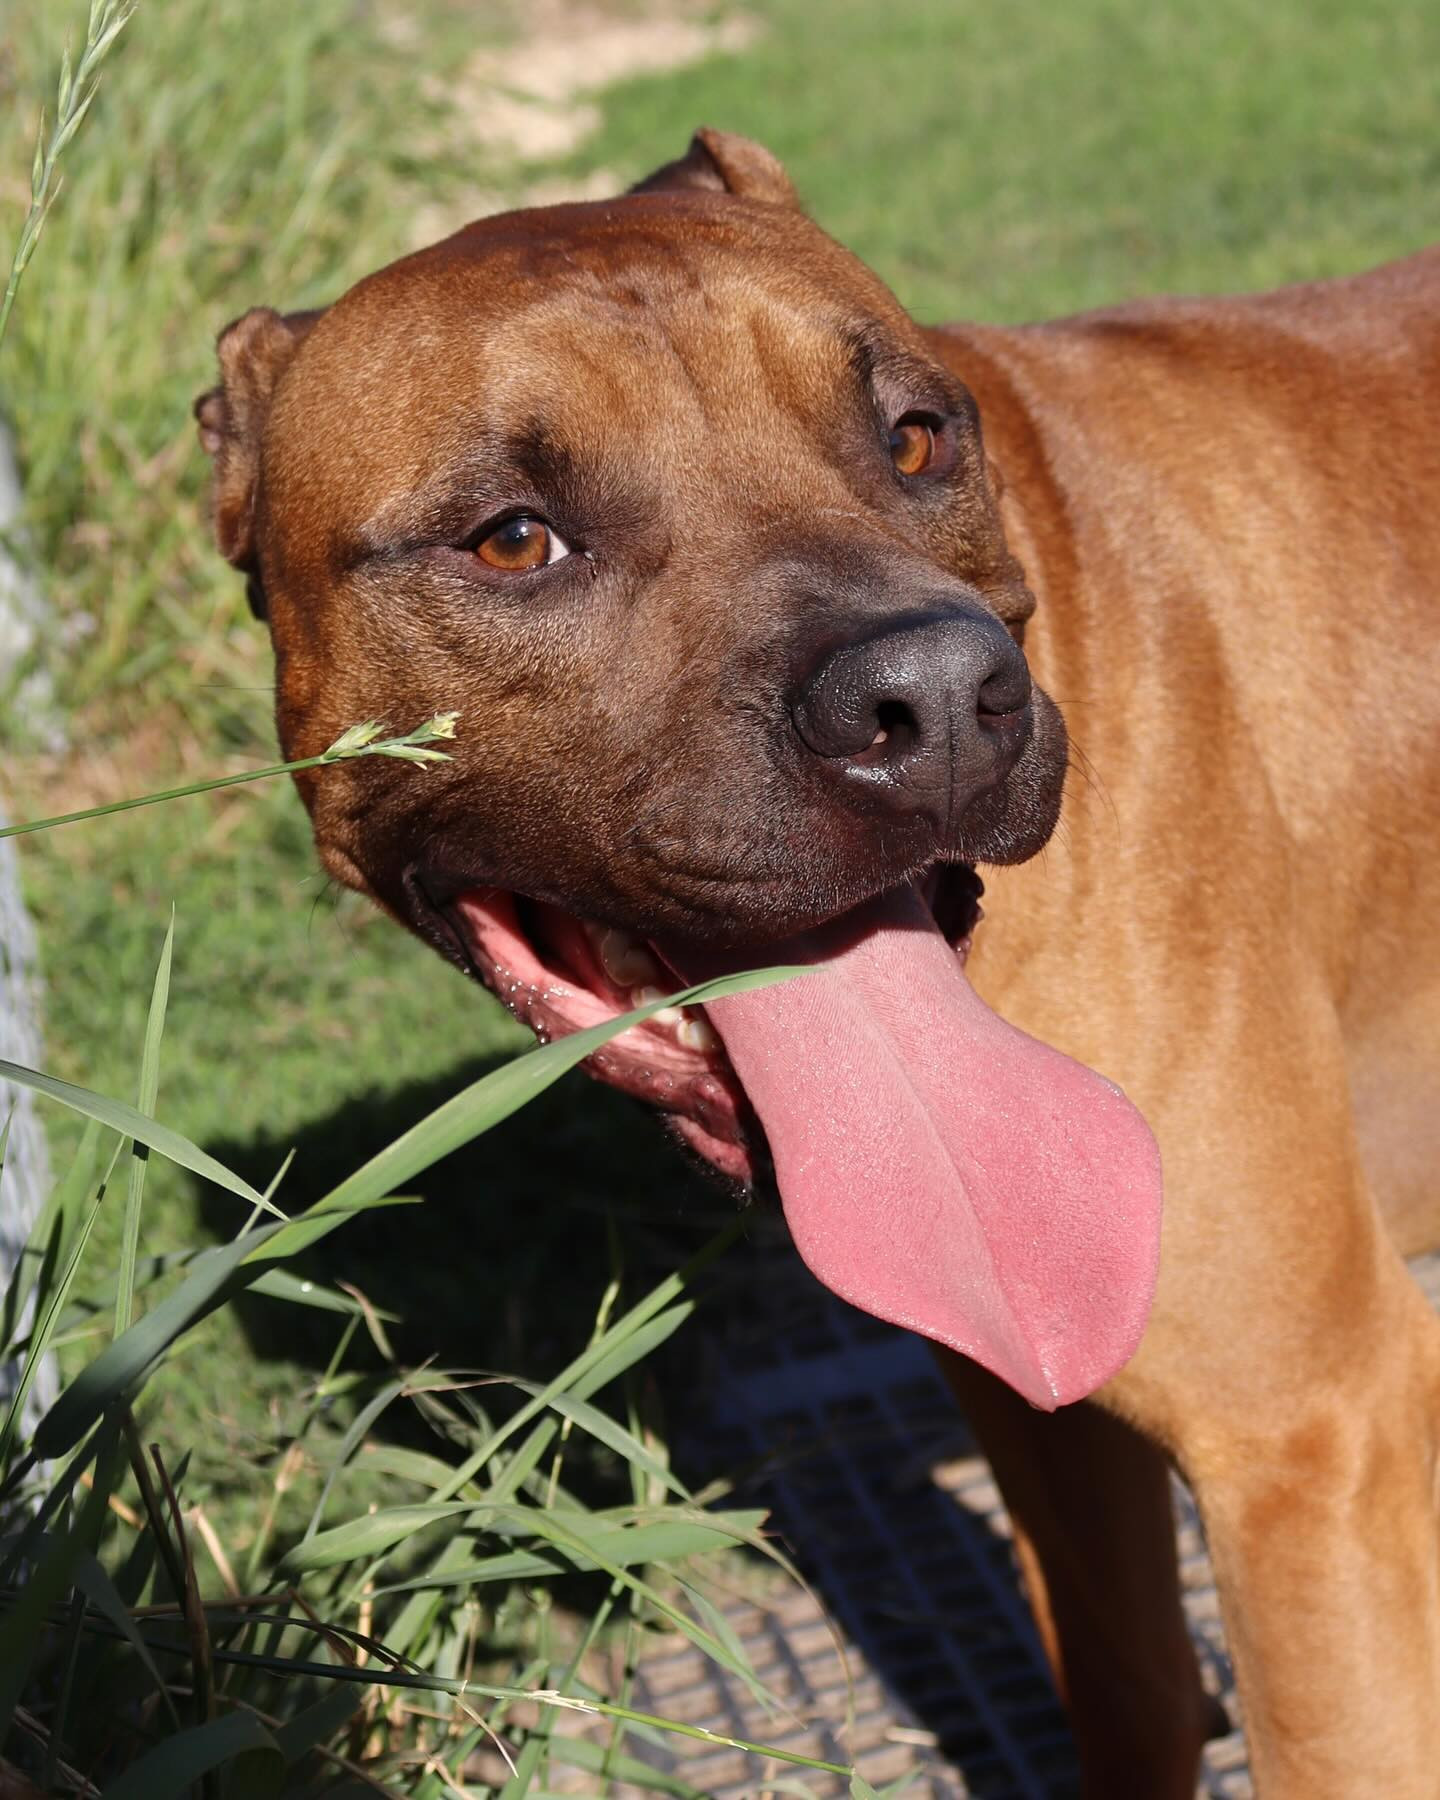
[888,416,937,477]
[473,516,571,571]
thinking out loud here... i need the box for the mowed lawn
[6,0,1438,1545]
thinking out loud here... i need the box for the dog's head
[197,131,1160,1409]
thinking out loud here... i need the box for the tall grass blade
[0,1118,100,1353]
[0,1416,122,1738]
[502,1377,693,1502]
[374,1511,769,1593]
[280,1500,489,1573]
[35,970,794,1459]
[0,1412,108,1578]
[299,1370,413,1545]
[98,1708,282,1800]
[0,1058,273,1215]
[24,1252,395,1354]
[341,1290,707,1604]
[313,968,806,1224]
[97,1642,853,1778]
[368,1271,723,1644]
[526,1507,774,1696]
[568,1305,698,1404]
[546,1737,708,1799]
[0,1143,118,1467]
[420,1252,732,1517]
[115,912,174,1334]
[680,1579,771,1709]
[0,0,137,353]
[71,1548,182,1729]
[269,1685,365,1762]
[0,713,459,841]
[34,1192,415,1460]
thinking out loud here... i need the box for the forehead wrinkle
[531,293,886,524]
[350,306,669,547]
[351,279,901,547]
[498,273,854,398]
[486,296,709,433]
[742,295,856,424]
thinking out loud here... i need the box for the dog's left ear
[194,305,322,617]
[630,126,799,208]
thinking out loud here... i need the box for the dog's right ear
[629,127,799,208]
[194,306,321,614]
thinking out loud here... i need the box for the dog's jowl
[198,129,1440,1798]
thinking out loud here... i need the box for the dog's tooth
[631,984,683,1023]
[600,930,662,988]
[677,1015,718,1053]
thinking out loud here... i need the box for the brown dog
[196,130,1440,1796]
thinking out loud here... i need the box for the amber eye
[888,417,937,477]
[473,515,570,571]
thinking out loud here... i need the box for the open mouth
[442,866,985,1187]
[434,867,1163,1411]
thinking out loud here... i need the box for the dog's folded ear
[629,126,798,208]
[194,306,322,612]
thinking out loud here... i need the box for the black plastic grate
[608,1230,1440,1796]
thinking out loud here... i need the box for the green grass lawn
[573,0,1440,317]
[2,0,1438,1775]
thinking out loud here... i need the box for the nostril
[870,698,918,753]
[976,659,1031,720]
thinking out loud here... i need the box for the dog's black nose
[791,608,1032,824]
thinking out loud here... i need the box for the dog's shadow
[198,1054,720,1387]
[196,1059,1075,1793]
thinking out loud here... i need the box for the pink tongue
[667,884,1161,1409]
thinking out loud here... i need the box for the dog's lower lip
[435,883,757,1177]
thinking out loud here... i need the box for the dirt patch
[402,0,760,243]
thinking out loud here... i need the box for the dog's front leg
[1176,1256,1440,1799]
[1112,1056,1440,1799]
[936,1349,1222,1796]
